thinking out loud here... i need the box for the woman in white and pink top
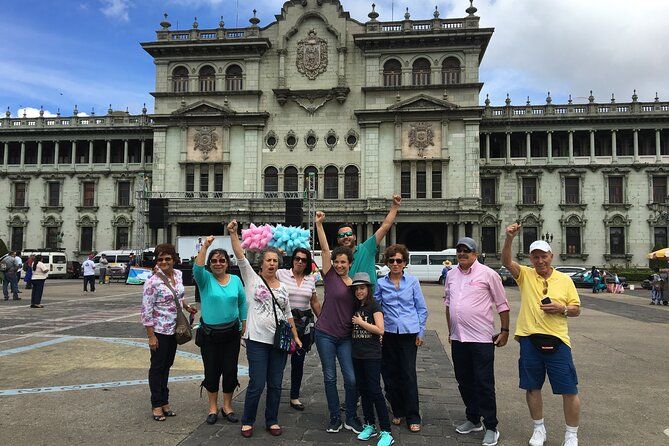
[276,247,322,411]
[29,255,50,308]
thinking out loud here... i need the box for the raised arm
[374,194,401,245]
[227,220,245,261]
[195,235,214,266]
[315,211,332,275]
[502,222,522,279]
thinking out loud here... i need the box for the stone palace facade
[1,0,669,266]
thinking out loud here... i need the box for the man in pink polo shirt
[444,237,510,446]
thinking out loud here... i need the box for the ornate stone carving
[408,122,435,153]
[193,126,218,160]
[296,29,328,80]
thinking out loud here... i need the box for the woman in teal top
[194,235,247,426]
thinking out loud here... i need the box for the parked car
[66,261,81,279]
[571,270,628,289]
[497,266,516,286]
[554,266,587,277]
[375,264,390,278]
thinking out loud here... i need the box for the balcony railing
[484,100,669,120]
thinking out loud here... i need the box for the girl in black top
[349,273,394,446]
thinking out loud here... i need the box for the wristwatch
[500,327,509,332]
[562,306,569,316]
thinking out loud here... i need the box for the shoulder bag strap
[260,275,281,326]
[155,271,183,311]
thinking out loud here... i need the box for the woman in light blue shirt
[374,244,428,433]
[194,236,247,426]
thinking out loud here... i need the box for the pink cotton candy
[241,223,274,252]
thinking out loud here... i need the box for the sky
[1,0,668,118]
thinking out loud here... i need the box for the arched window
[304,166,318,193]
[441,57,461,84]
[412,58,431,86]
[383,59,402,87]
[344,166,359,199]
[263,166,278,192]
[284,166,298,192]
[225,64,243,91]
[199,65,216,92]
[324,166,339,199]
[172,66,189,93]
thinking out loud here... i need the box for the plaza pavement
[0,279,667,445]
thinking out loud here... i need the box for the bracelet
[500,328,510,332]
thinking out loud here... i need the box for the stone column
[3,142,9,165]
[366,223,374,241]
[317,172,325,200]
[452,223,460,247]
[633,129,639,162]
[37,141,42,167]
[208,165,215,192]
[426,162,433,198]
[88,140,93,166]
[338,173,345,199]
[54,141,59,167]
[656,129,662,162]
[337,47,347,85]
[611,130,618,163]
[410,161,417,199]
[568,131,574,164]
[123,140,129,167]
[194,164,200,192]
[71,140,76,168]
[356,224,364,242]
[277,49,287,87]
[485,133,491,163]
[547,131,553,164]
[106,140,111,168]
[590,130,596,162]
[459,223,466,241]
[390,224,397,245]
[525,132,531,163]
[140,140,146,168]
[20,141,25,166]
[505,132,511,164]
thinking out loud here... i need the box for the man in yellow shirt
[502,223,581,446]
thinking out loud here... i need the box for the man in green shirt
[336,195,401,286]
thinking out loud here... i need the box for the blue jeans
[242,340,288,427]
[3,272,19,299]
[314,329,358,423]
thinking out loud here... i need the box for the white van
[21,250,68,279]
[405,249,457,282]
[93,250,135,277]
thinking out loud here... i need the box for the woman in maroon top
[314,211,363,434]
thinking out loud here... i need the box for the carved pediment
[172,100,236,116]
[388,94,459,111]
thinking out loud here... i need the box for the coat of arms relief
[296,29,328,80]
[408,122,435,155]
[193,127,218,160]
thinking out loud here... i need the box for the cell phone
[541,297,552,305]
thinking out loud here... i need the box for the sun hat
[349,272,372,287]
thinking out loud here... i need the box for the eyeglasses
[387,258,405,264]
[156,257,173,263]
[294,257,308,263]
[210,258,227,264]
[337,231,354,238]
[456,247,472,254]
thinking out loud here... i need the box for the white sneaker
[529,426,547,446]
[562,435,578,446]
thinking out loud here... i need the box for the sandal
[162,406,176,417]
[391,417,402,426]
[152,409,166,421]
[409,423,421,432]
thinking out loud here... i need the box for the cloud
[14,107,58,119]
[100,0,131,22]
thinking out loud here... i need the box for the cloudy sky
[1,0,667,117]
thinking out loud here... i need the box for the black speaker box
[148,198,168,229]
[285,199,303,227]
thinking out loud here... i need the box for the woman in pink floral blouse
[141,243,196,421]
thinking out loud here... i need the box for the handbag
[260,276,293,352]
[528,333,562,353]
[156,271,192,345]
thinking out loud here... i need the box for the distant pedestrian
[503,223,582,446]
[2,251,20,300]
[590,266,600,293]
[440,260,452,284]
[82,254,96,292]
[125,253,137,283]
[30,255,49,308]
[24,255,34,289]
[650,273,663,305]
[350,272,394,446]
[660,270,669,306]
[374,244,428,433]
[141,243,196,422]
[446,237,509,446]
[99,254,109,284]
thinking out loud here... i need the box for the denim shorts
[518,336,578,395]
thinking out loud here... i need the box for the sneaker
[327,419,343,433]
[456,420,484,434]
[651,301,656,305]
[529,426,547,446]
[562,436,578,446]
[357,424,377,441]
[344,418,364,434]
[376,431,394,446]
[482,429,500,446]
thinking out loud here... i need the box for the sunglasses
[156,257,173,262]
[387,258,405,264]
[456,247,472,254]
[294,257,308,263]
[210,258,227,264]
[337,231,354,238]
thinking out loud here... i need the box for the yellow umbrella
[647,248,669,259]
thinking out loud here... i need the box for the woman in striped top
[276,248,322,411]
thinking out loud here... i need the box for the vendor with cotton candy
[240,224,310,256]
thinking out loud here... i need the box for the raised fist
[315,211,325,223]
[506,222,521,237]
[227,220,238,233]
[392,194,402,207]
[204,235,215,248]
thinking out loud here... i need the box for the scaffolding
[134,174,318,253]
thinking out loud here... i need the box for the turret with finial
[568,94,573,105]
[610,93,615,104]
[433,6,440,19]
[142,103,147,115]
[73,104,79,116]
[505,94,511,106]
[655,92,660,102]
[250,9,260,26]
[192,17,198,29]
[526,96,531,106]
[108,104,113,115]
[466,0,478,16]
[219,16,225,28]
[91,107,95,116]
[39,105,44,117]
[368,3,379,22]
[6,107,11,118]
[404,7,411,20]
[588,90,595,103]
[545,92,552,104]
[632,89,638,102]
[56,107,61,117]
[160,13,171,30]
[484,94,490,107]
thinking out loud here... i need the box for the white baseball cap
[529,240,552,253]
